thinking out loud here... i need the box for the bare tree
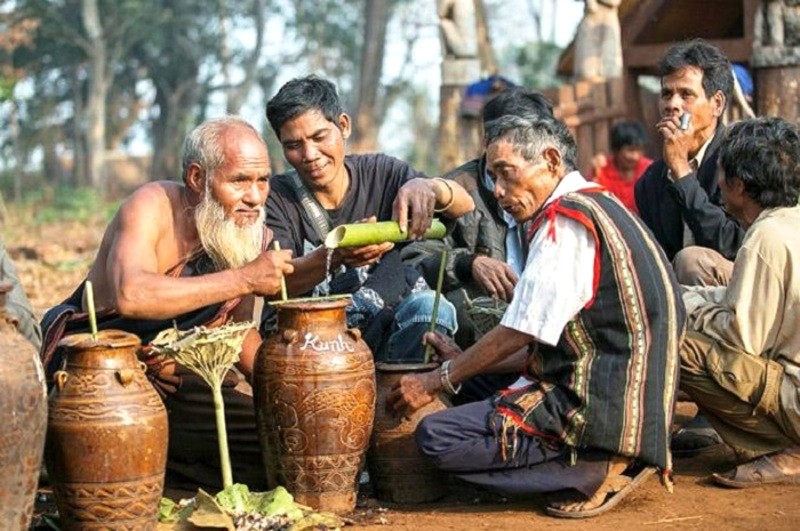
[350,0,392,153]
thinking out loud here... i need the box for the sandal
[712,454,800,489]
[545,466,656,519]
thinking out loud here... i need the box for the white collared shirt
[501,172,599,345]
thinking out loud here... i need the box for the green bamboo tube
[324,219,446,249]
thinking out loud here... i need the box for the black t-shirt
[266,153,425,257]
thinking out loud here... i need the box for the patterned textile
[493,189,686,471]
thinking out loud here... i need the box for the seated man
[588,120,652,214]
[1,239,42,349]
[405,87,554,403]
[389,111,685,518]
[40,116,294,490]
[264,75,473,362]
[635,39,744,285]
[680,117,800,487]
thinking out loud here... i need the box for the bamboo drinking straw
[423,250,447,364]
[84,280,98,340]
[273,241,288,301]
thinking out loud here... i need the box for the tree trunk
[223,0,266,113]
[350,0,391,153]
[81,0,108,194]
[71,70,87,188]
[151,80,199,181]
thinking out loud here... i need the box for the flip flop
[545,466,656,519]
[712,454,800,489]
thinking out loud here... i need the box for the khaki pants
[673,246,734,287]
[680,331,798,461]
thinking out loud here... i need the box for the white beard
[194,191,265,271]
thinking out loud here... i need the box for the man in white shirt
[389,111,684,518]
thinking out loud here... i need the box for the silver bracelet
[439,359,462,395]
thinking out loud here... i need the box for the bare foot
[549,456,631,513]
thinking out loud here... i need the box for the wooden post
[751,2,800,124]
[755,66,800,121]
[439,58,480,173]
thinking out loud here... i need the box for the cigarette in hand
[679,113,691,131]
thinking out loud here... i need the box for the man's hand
[423,331,462,362]
[392,178,438,239]
[472,255,518,302]
[242,249,294,296]
[387,370,441,417]
[657,115,694,180]
[334,242,394,268]
[332,217,394,268]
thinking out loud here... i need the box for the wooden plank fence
[541,78,627,175]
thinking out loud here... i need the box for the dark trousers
[416,399,611,497]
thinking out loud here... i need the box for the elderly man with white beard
[40,116,294,491]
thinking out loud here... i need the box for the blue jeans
[376,290,457,363]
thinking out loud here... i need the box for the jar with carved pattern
[0,282,47,530]
[45,330,167,530]
[253,296,376,514]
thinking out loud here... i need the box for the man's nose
[662,93,683,114]
[301,143,319,161]
[493,180,505,200]
[243,181,265,204]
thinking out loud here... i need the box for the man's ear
[185,162,206,194]
[542,147,563,175]
[711,90,726,118]
[338,113,352,140]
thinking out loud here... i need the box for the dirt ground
[8,216,800,530]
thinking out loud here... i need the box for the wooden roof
[557,0,759,77]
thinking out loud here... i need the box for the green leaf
[252,486,303,519]
[214,483,252,513]
[158,497,178,522]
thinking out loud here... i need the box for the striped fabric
[494,189,686,471]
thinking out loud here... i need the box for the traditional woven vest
[495,189,686,471]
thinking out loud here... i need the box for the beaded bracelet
[433,177,455,213]
[439,359,462,395]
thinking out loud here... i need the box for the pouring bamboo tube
[324,220,447,249]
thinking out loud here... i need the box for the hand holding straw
[84,280,98,340]
[423,250,447,364]
[273,241,288,301]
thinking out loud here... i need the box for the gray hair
[484,114,578,172]
[181,116,264,181]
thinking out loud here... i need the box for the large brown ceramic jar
[253,297,375,514]
[45,330,168,530]
[0,282,47,530]
[368,362,447,503]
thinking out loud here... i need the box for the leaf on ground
[187,489,235,530]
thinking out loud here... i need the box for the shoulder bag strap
[286,169,333,240]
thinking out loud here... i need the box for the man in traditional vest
[389,110,685,518]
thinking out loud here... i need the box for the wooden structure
[552,0,794,162]
[540,79,626,175]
